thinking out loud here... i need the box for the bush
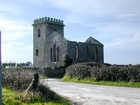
[66,64,91,79]
[65,62,140,82]
[2,68,41,91]
[62,55,73,68]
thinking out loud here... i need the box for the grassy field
[2,87,71,105]
[62,76,140,88]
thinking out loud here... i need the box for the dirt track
[40,79,140,105]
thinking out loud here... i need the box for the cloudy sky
[0,0,140,64]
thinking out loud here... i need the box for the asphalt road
[40,79,140,105]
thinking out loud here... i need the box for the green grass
[2,88,71,105]
[62,76,140,88]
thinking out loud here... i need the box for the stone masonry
[32,17,104,68]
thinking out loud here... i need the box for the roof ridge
[85,36,103,45]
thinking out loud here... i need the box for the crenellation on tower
[33,17,64,25]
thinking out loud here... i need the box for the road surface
[40,79,140,105]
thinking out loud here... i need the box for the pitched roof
[85,36,103,45]
[46,31,67,42]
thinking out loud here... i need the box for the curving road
[40,79,140,105]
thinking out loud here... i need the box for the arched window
[86,46,89,61]
[57,47,59,62]
[38,29,40,37]
[95,47,98,62]
[76,46,79,60]
[53,45,56,62]
[50,48,52,62]
[36,49,38,56]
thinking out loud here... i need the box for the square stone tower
[32,17,65,68]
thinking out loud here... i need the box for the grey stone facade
[32,17,104,68]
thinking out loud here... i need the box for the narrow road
[40,79,140,105]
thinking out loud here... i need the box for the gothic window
[50,48,52,62]
[53,44,56,62]
[38,29,40,37]
[86,46,89,61]
[57,47,59,62]
[95,47,98,62]
[76,46,79,60]
[36,49,38,56]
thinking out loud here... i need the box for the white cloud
[45,0,140,18]
[104,33,140,64]
[0,19,32,42]
[2,42,33,63]
[0,3,21,14]
[45,0,140,36]
[0,18,33,62]
[105,33,140,50]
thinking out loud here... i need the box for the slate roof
[85,36,103,45]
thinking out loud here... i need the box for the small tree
[62,55,73,68]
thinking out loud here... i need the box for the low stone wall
[44,67,65,78]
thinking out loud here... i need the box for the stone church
[33,17,104,68]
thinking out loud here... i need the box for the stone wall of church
[44,32,68,67]
[67,41,104,64]
[33,24,46,68]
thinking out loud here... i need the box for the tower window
[36,49,39,56]
[76,46,79,60]
[38,29,40,37]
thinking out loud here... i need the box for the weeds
[2,88,71,105]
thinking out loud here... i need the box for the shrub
[62,55,73,68]
[134,64,140,68]
[65,62,140,82]
[66,63,91,79]
[2,68,41,91]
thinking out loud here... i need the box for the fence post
[0,31,2,105]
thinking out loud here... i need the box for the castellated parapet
[33,17,64,25]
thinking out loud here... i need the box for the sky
[0,0,140,65]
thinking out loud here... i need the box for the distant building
[33,17,104,68]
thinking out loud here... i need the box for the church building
[32,17,104,68]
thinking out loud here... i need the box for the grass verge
[62,76,140,88]
[2,87,71,105]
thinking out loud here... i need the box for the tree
[62,55,73,68]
